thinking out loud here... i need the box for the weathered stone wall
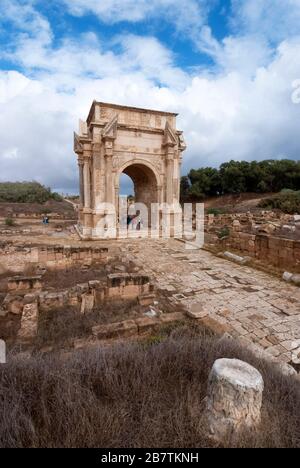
[227,231,300,270]
[203,212,299,271]
[0,243,108,273]
[204,211,293,230]
[106,273,151,299]
[7,276,43,294]
[0,273,153,342]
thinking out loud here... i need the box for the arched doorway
[122,163,159,207]
[117,162,160,231]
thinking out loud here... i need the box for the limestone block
[200,316,232,336]
[186,303,208,319]
[204,359,264,441]
[92,320,138,339]
[7,275,42,294]
[232,220,241,231]
[88,280,101,289]
[76,283,89,294]
[80,293,95,314]
[186,310,208,319]
[282,272,300,285]
[138,293,156,306]
[135,316,160,333]
[283,272,293,282]
[2,294,24,315]
[18,301,38,341]
[291,274,300,286]
[257,223,277,235]
[224,251,250,265]
[159,311,184,324]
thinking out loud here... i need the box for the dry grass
[0,325,300,448]
[35,301,138,349]
[42,267,107,289]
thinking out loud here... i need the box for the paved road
[123,238,300,365]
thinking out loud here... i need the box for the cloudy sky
[0,0,300,193]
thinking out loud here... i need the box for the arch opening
[119,173,134,197]
[118,163,159,229]
[122,163,158,207]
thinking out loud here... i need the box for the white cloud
[61,0,209,31]
[60,0,215,57]
[0,0,300,192]
[231,0,300,43]
[0,0,52,44]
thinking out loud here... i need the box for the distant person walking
[135,210,142,230]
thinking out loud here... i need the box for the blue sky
[0,0,300,193]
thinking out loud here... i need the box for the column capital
[166,148,175,161]
[83,150,92,160]
[103,139,113,148]
[92,142,101,151]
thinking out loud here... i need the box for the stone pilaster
[78,159,84,208]
[83,158,91,209]
[166,148,175,205]
[92,142,102,209]
[104,139,114,205]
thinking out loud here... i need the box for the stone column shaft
[78,161,84,207]
[104,140,114,205]
[83,159,91,209]
[166,148,175,205]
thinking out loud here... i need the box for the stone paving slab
[122,238,300,366]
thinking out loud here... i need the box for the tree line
[180,159,300,201]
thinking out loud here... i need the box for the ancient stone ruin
[73,102,186,239]
[204,358,264,441]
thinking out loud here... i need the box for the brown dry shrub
[35,300,139,349]
[0,326,300,448]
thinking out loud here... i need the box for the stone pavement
[121,238,300,366]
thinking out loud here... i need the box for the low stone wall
[0,243,108,273]
[7,276,43,294]
[106,273,152,299]
[227,231,300,270]
[0,212,75,220]
[0,228,33,236]
[205,211,293,228]
[0,273,153,341]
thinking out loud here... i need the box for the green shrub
[258,190,300,214]
[206,208,224,216]
[4,217,15,227]
[218,226,230,239]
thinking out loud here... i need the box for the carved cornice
[163,121,178,147]
[74,132,92,156]
[102,114,118,141]
[178,132,187,152]
[74,132,83,154]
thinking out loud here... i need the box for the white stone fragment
[283,272,293,282]
[204,358,264,441]
[224,251,249,265]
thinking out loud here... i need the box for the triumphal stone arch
[74,101,186,239]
